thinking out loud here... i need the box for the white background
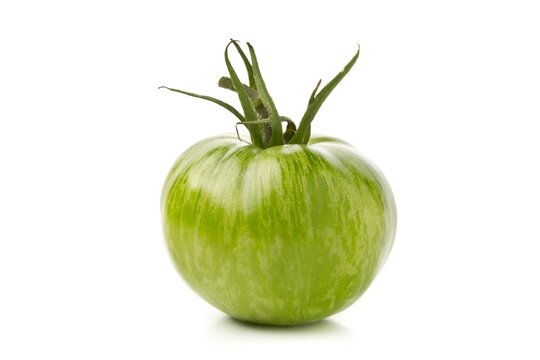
[1,0,539,359]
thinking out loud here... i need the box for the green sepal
[158,86,245,123]
[218,77,258,100]
[281,116,297,143]
[230,40,256,89]
[225,41,264,147]
[289,46,360,144]
[309,80,322,104]
[247,43,284,147]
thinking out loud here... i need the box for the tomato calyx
[160,40,359,149]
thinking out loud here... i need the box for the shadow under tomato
[212,315,354,337]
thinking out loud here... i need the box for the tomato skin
[162,134,396,326]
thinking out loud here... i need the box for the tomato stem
[160,41,360,149]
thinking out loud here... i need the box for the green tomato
[162,135,396,326]
[160,41,397,326]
